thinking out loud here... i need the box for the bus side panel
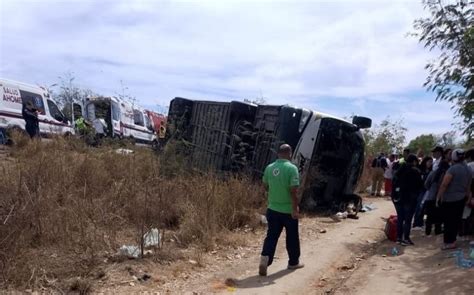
[190,101,231,171]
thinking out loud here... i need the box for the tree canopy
[407,134,438,156]
[363,117,407,156]
[413,0,474,139]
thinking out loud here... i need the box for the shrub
[0,137,264,290]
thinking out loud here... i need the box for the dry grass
[0,134,265,292]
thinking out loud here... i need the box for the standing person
[432,146,444,171]
[436,149,472,250]
[443,148,453,164]
[384,154,396,197]
[424,161,450,236]
[417,149,425,162]
[413,156,433,229]
[392,148,410,172]
[391,154,423,246]
[460,149,474,237]
[371,152,388,196]
[21,100,40,138]
[259,144,304,276]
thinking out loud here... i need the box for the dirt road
[99,197,473,294]
[227,198,394,295]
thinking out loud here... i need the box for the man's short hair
[406,154,418,164]
[278,144,292,155]
[403,148,410,153]
[431,146,444,153]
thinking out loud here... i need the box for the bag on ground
[385,214,398,242]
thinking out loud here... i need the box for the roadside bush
[0,137,264,290]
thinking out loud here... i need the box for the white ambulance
[0,78,73,137]
[76,96,157,145]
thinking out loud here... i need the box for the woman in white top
[384,154,395,197]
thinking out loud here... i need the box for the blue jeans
[394,200,417,241]
[413,191,425,227]
[261,208,300,266]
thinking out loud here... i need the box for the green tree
[413,0,474,139]
[407,134,437,156]
[363,117,408,156]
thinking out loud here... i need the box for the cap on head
[451,149,465,162]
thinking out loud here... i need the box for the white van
[76,96,156,145]
[0,78,73,137]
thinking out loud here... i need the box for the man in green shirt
[259,144,304,276]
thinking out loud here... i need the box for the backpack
[372,156,388,169]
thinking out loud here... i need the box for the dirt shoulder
[335,228,474,295]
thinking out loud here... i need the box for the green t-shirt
[263,159,300,214]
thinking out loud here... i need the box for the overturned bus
[166,97,371,211]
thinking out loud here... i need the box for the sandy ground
[335,229,474,295]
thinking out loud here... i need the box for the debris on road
[119,245,140,258]
[320,229,327,233]
[391,247,399,256]
[225,278,237,287]
[116,148,134,155]
[360,204,377,212]
[335,212,348,220]
[144,228,161,247]
[338,263,355,271]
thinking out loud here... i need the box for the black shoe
[402,239,414,246]
[397,239,403,245]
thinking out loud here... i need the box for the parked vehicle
[145,110,166,138]
[73,96,157,145]
[166,97,371,210]
[0,78,73,138]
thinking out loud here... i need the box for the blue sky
[0,0,459,141]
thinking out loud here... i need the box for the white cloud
[0,0,460,141]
